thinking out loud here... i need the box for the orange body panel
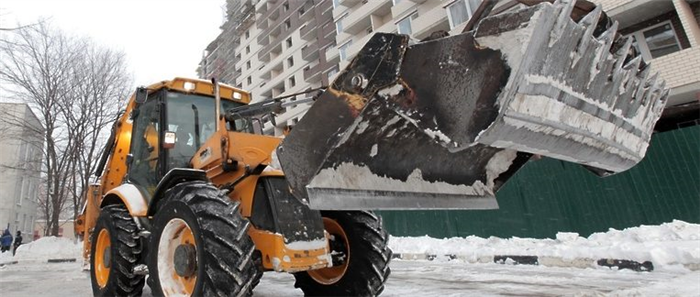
[248,226,330,272]
[79,77,332,275]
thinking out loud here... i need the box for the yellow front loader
[75,1,668,296]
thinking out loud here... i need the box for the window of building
[336,14,347,34]
[299,7,305,16]
[339,40,353,61]
[327,65,340,81]
[397,12,417,35]
[446,0,481,29]
[247,76,252,85]
[245,30,250,39]
[246,46,250,54]
[284,19,291,30]
[283,1,289,12]
[286,37,293,48]
[287,57,294,68]
[246,60,251,69]
[16,178,24,205]
[627,21,682,60]
[289,76,296,88]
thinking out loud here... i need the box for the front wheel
[293,211,392,296]
[147,181,258,297]
[90,205,145,297]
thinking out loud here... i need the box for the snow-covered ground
[0,221,698,296]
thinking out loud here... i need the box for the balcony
[411,6,449,40]
[259,40,283,64]
[343,0,392,35]
[258,26,283,62]
[257,1,281,28]
[321,20,336,39]
[303,62,324,83]
[299,1,315,22]
[345,32,373,62]
[339,0,362,7]
[300,19,318,41]
[391,0,417,21]
[301,42,320,62]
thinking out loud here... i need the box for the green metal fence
[379,125,700,239]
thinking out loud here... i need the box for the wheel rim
[158,218,197,296]
[308,217,350,285]
[94,229,111,288]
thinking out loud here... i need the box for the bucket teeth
[578,4,603,29]
[596,21,618,69]
[613,37,634,78]
[622,55,642,73]
[555,0,577,31]
[577,5,603,54]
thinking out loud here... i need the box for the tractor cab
[127,79,251,196]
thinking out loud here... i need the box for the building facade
[0,103,43,242]
[198,0,337,135]
[199,0,699,134]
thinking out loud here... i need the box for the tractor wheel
[293,211,392,296]
[147,181,257,297]
[90,204,145,297]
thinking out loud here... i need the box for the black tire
[293,211,392,297]
[90,204,145,297]
[147,181,257,297]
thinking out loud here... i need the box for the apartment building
[200,0,699,134]
[331,0,483,69]
[0,103,42,242]
[197,0,336,135]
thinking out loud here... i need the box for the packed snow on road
[1,220,698,296]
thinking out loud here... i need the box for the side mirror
[135,87,148,104]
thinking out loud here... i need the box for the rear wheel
[90,205,145,297]
[147,181,257,297]
[293,211,392,296]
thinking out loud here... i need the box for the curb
[0,260,19,267]
[0,258,78,266]
[47,258,77,263]
[392,253,655,272]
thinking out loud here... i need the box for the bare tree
[0,21,131,236]
[62,45,129,220]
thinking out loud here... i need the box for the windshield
[166,92,244,168]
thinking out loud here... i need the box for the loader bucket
[277,0,668,210]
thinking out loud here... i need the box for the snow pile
[389,220,700,270]
[12,237,82,263]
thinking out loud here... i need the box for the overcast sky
[1,0,225,87]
